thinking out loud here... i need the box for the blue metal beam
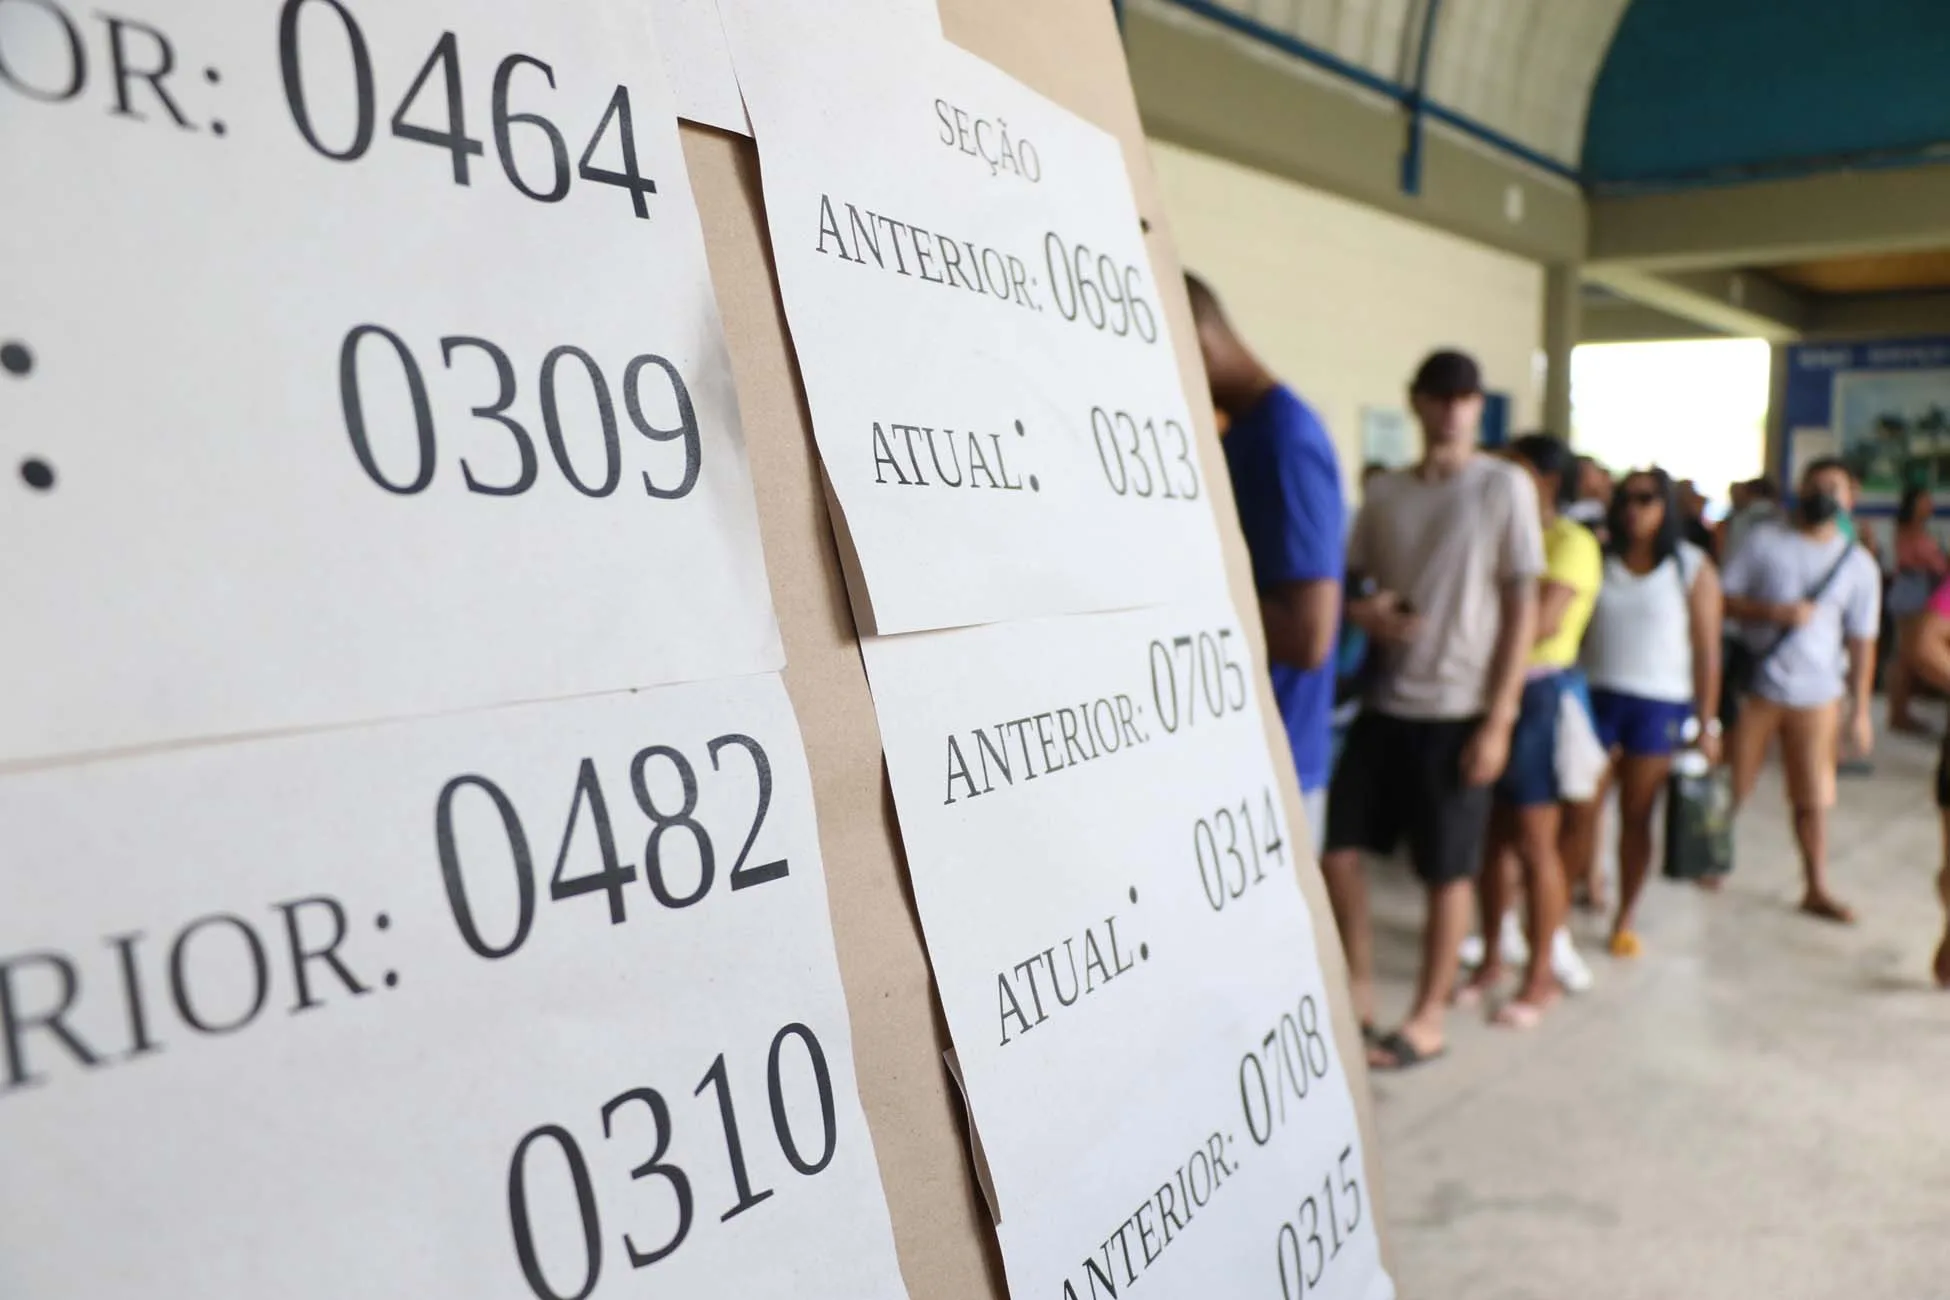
[1400,0,1444,195]
[1156,0,1582,186]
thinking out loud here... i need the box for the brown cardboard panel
[681,0,1387,1291]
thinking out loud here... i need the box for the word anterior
[810,195,1160,345]
[1,895,378,1093]
[942,694,1150,805]
[1062,1132,1236,1300]
[0,2,206,130]
[870,418,1031,492]
[996,909,1141,1046]
[815,194,1037,310]
[933,98,1040,181]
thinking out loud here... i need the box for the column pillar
[1542,261,1581,438]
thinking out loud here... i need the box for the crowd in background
[1188,273,1950,1073]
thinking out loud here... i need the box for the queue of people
[1187,272,1950,1076]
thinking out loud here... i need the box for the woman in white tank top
[1564,469,1723,958]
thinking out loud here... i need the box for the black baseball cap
[1411,349,1483,398]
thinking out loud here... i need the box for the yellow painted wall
[1149,140,1545,492]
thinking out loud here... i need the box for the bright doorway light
[1571,338,1770,504]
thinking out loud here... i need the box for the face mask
[1800,490,1843,526]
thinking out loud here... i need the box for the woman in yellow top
[1458,434,1602,1027]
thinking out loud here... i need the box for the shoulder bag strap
[1754,541,1857,673]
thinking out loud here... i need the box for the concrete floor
[1366,721,1950,1299]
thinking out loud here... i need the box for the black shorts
[1937,732,1950,810]
[1325,711,1492,886]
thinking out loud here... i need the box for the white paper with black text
[0,0,781,762]
[0,677,910,1300]
[861,606,1393,1300]
[719,5,1226,633]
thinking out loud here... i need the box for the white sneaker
[1460,915,1532,972]
[1497,912,1530,965]
[1551,927,1595,994]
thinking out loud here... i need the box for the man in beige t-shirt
[1324,350,1544,1070]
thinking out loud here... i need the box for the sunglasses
[1622,490,1663,507]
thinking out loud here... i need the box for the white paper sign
[0,0,781,762]
[861,605,1392,1300]
[649,0,749,134]
[0,676,910,1300]
[650,0,941,136]
[720,5,1226,634]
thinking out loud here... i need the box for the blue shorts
[1497,674,1564,808]
[1589,688,1692,758]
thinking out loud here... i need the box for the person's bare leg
[1891,616,1927,733]
[1499,802,1566,1023]
[1730,696,1776,811]
[1321,848,1376,1026]
[1561,759,1613,910]
[1609,755,1670,955]
[1934,810,1950,987]
[1790,805,1850,920]
[1390,878,1473,1057]
[1460,808,1515,1004]
[1785,703,1851,922]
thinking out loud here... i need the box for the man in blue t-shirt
[1187,275,1346,849]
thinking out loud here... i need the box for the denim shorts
[1496,674,1564,808]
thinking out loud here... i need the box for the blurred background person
[1565,456,1613,537]
[1324,350,1541,1071]
[1885,485,1946,735]
[1458,434,1601,1023]
[1188,274,1346,852]
[1675,479,1718,556]
[1722,458,1879,925]
[1897,572,1950,985]
[1565,468,1722,954]
[1721,477,1783,566]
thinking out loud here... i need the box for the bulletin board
[686,0,1387,1290]
[0,0,1385,1292]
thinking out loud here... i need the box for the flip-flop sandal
[1799,895,1856,925]
[1369,1030,1445,1072]
[1360,1022,1382,1048]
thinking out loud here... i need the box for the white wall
[1149,140,1546,492]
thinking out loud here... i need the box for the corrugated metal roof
[1200,0,1629,168]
